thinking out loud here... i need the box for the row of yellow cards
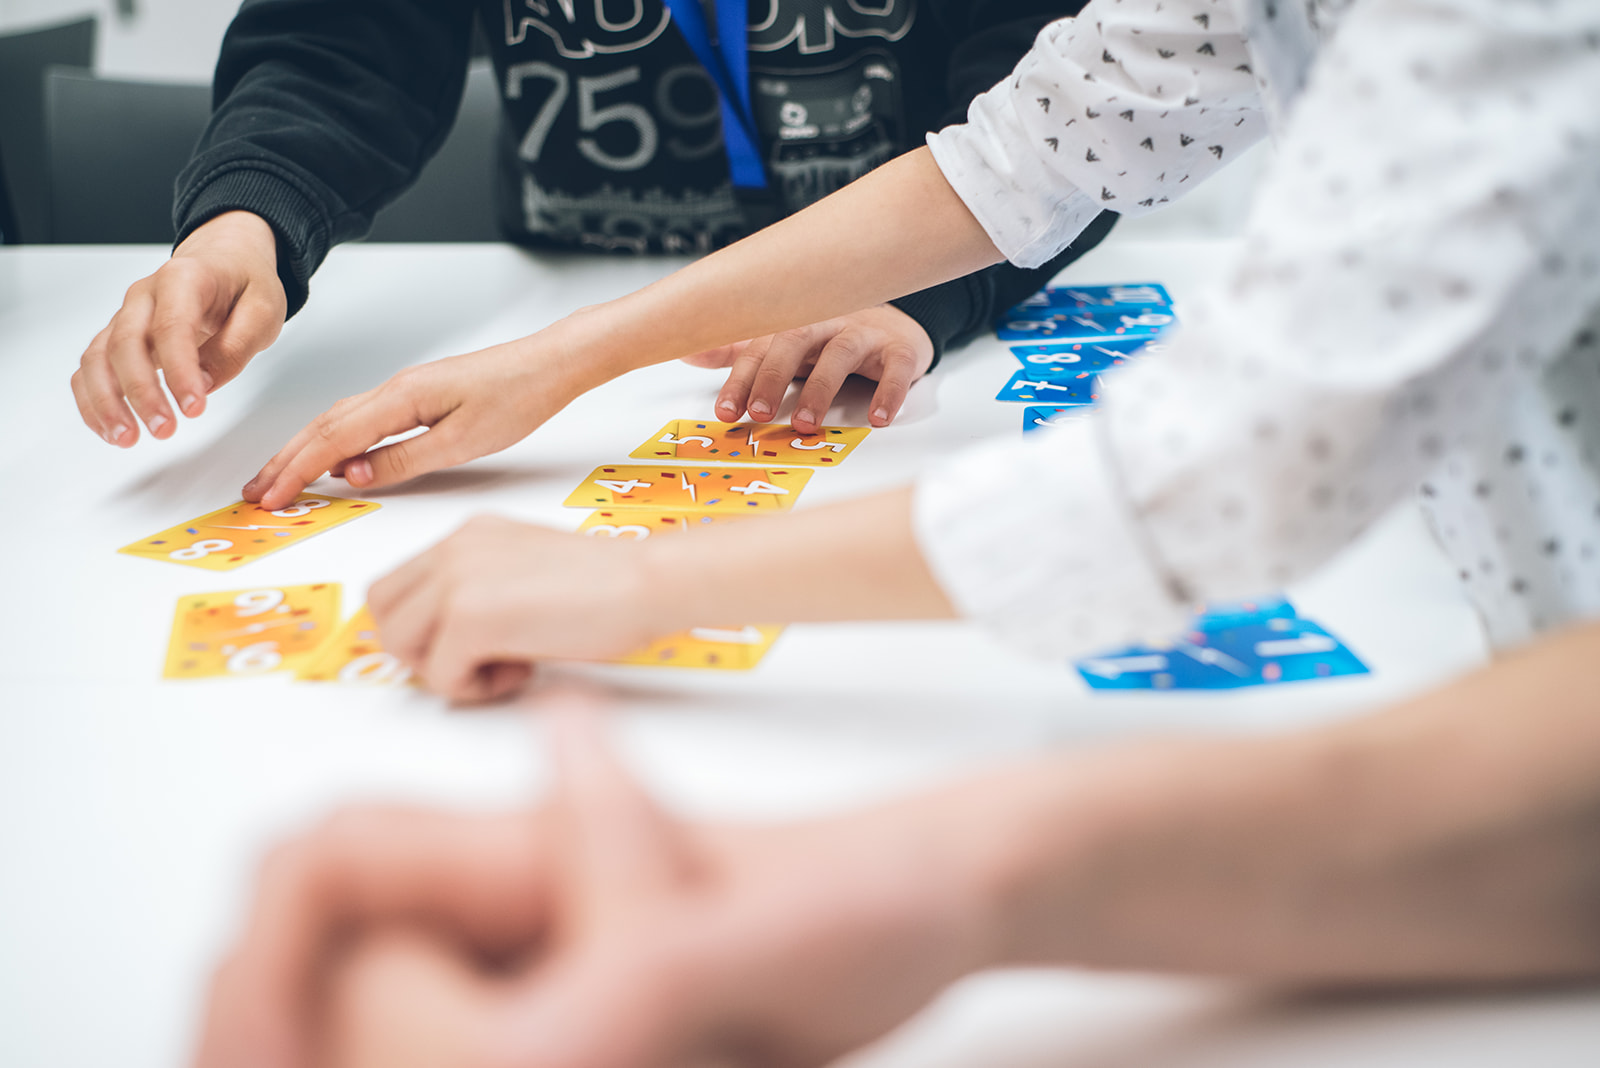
[163,583,411,684]
[562,419,870,669]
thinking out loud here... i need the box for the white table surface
[2,239,1595,1067]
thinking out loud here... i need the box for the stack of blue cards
[997,282,1177,342]
[998,284,1178,427]
[1074,596,1369,691]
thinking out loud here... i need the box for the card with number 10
[120,493,380,571]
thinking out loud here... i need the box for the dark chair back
[44,67,211,244]
[0,17,96,243]
[365,60,501,242]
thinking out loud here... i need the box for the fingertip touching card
[1074,596,1369,691]
[564,465,811,513]
[296,605,414,686]
[120,494,380,571]
[630,419,869,466]
[612,624,784,670]
[163,583,341,680]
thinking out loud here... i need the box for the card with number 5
[119,493,380,571]
[163,583,341,679]
[630,419,869,466]
[563,465,811,513]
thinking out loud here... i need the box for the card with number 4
[564,465,811,513]
[296,605,414,686]
[120,494,380,571]
[613,624,784,670]
[576,509,748,539]
[630,419,869,467]
[163,583,341,679]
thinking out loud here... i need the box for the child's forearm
[564,148,1003,381]
[641,487,958,629]
[942,623,1600,981]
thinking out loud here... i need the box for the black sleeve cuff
[173,163,332,319]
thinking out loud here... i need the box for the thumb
[679,339,750,370]
[334,421,473,492]
[544,697,693,933]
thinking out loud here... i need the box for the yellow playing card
[630,419,870,467]
[296,605,414,685]
[163,583,342,679]
[563,465,811,513]
[120,494,380,571]
[575,509,749,539]
[613,625,784,670]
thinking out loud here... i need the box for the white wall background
[0,0,230,82]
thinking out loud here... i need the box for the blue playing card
[1023,405,1093,433]
[1010,336,1161,372]
[1075,596,1368,690]
[997,306,1180,342]
[1006,282,1173,317]
[997,369,1100,404]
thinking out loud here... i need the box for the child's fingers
[790,331,872,433]
[714,337,777,421]
[72,326,138,446]
[742,328,818,422]
[104,292,177,438]
[251,390,432,510]
[867,344,926,427]
[546,701,691,926]
[147,276,213,419]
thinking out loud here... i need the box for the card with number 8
[119,493,381,570]
[163,583,341,679]
[576,509,749,539]
[629,419,869,466]
[563,465,811,513]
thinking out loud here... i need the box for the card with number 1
[119,493,380,571]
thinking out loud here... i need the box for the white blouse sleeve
[928,0,1268,267]
[916,0,1600,660]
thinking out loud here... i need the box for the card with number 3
[563,465,811,513]
[163,583,342,679]
[119,494,380,571]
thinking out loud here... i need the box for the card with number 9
[119,493,380,570]
[163,583,341,679]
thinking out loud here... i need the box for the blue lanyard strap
[661,0,768,190]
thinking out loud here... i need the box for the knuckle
[309,412,343,446]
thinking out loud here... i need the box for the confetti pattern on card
[629,420,869,466]
[612,625,784,670]
[564,465,811,513]
[296,605,414,686]
[997,369,1101,404]
[1023,406,1093,433]
[163,583,341,679]
[996,306,1178,343]
[1010,337,1156,371]
[576,509,749,539]
[119,494,380,571]
[1005,282,1173,316]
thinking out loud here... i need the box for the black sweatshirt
[174,0,1114,363]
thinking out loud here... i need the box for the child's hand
[682,305,935,434]
[365,516,675,702]
[192,703,988,1068]
[242,329,595,511]
[71,211,286,446]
